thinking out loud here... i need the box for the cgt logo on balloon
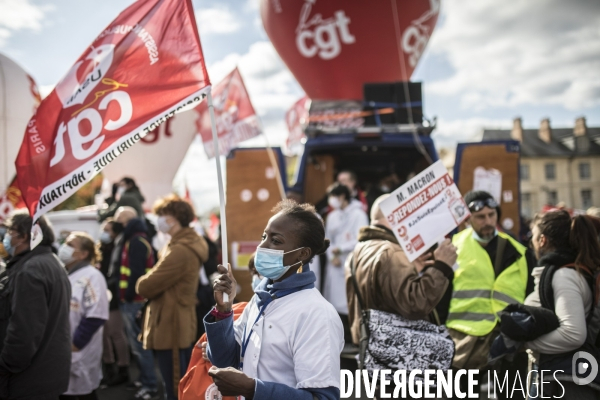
[295,0,355,60]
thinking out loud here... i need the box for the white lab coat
[323,199,369,314]
[65,264,109,395]
[234,289,343,391]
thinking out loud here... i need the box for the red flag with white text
[285,96,310,153]
[195,67,261,159]
[15,0,211,222]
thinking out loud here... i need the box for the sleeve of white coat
[337,210,369,254]
[325,216,335,259]
[83,271,109,320]
[292,306,344,389]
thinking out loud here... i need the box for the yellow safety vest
[446,228,529,336]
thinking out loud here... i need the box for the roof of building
[482,126,600,157]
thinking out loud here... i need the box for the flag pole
[207,90,229,303]
[263,136,287,201]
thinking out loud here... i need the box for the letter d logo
[572,351,598,385]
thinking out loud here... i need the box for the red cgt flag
[16,0,211,222]
[0,176,26,225]
[285,96,310,153]
[195,67,261,159]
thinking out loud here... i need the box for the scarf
[254,269,316,308]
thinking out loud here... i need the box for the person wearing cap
[445,191,535,397]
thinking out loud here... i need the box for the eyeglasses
[468,198,498,212]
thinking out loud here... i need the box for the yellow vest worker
[447,227,529,336]
[445,191,534,371]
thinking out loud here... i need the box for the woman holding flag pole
[203,197,344,400]
[204,95,343,397]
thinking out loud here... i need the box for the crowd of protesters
[0,172,599,400]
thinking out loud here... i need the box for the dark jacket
[345,225,453,344]
[120,218,153,303]
[99,187,145,222]
[0,245,71,400]
[100,242,120,311]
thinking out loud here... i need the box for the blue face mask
[2,233,14,257]
[254,247,303,280]
[251,274,263,291]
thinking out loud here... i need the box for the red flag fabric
[0,176,26,224]
[285,96,310,152]
[195,67,261,159]
[15,0,211,222]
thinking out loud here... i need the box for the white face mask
[116,186,126,198]
[328,196,342,210]
[58,244,76,265]
[472,228,498,244]
[157,216,173,233]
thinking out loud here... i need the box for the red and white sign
[196,67,261,159]
[285,96,310,152]
[380,161,470,262]
[15,0,211,222]
[260,0,440,99]
[0,176,26,225]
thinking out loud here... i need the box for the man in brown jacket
[345,194,458,347]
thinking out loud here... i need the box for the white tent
[0,53,41,191]
[101,109,200,210]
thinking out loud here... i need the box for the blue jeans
[120,302,158,391]
[155,348,193,400]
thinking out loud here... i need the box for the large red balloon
[261,0,440,100]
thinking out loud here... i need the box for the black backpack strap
[349,253,366,312]
[493,236,507,277]
[349,253,370,369]
[540,262,592,312]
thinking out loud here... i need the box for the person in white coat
[204,200,344,400]
[323,183,369,338]
[59,232,109,400]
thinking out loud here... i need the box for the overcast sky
[2,0,599,212]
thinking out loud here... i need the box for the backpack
[540,263,600,371]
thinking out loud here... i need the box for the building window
[579,163,591,180]
[520,164,530,181]
[547,191,558,206]
[545,163,556,181]
[582,190,593,209]
[522,192,532,218]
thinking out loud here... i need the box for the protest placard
[380,160,470,261]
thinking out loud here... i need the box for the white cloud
[427,0,600,110]
[245,0,260,12]
[195,7,242,36]
[0,0,53,46]
[39,84,55,99]
[432,117,513,149]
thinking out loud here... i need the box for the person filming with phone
[203,200,344,400]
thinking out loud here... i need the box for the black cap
[464,190,501,219]
[464,190,494,205]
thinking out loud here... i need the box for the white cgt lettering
[296,10,355,60]
[99,91,132,130]
[49,90,132,166]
